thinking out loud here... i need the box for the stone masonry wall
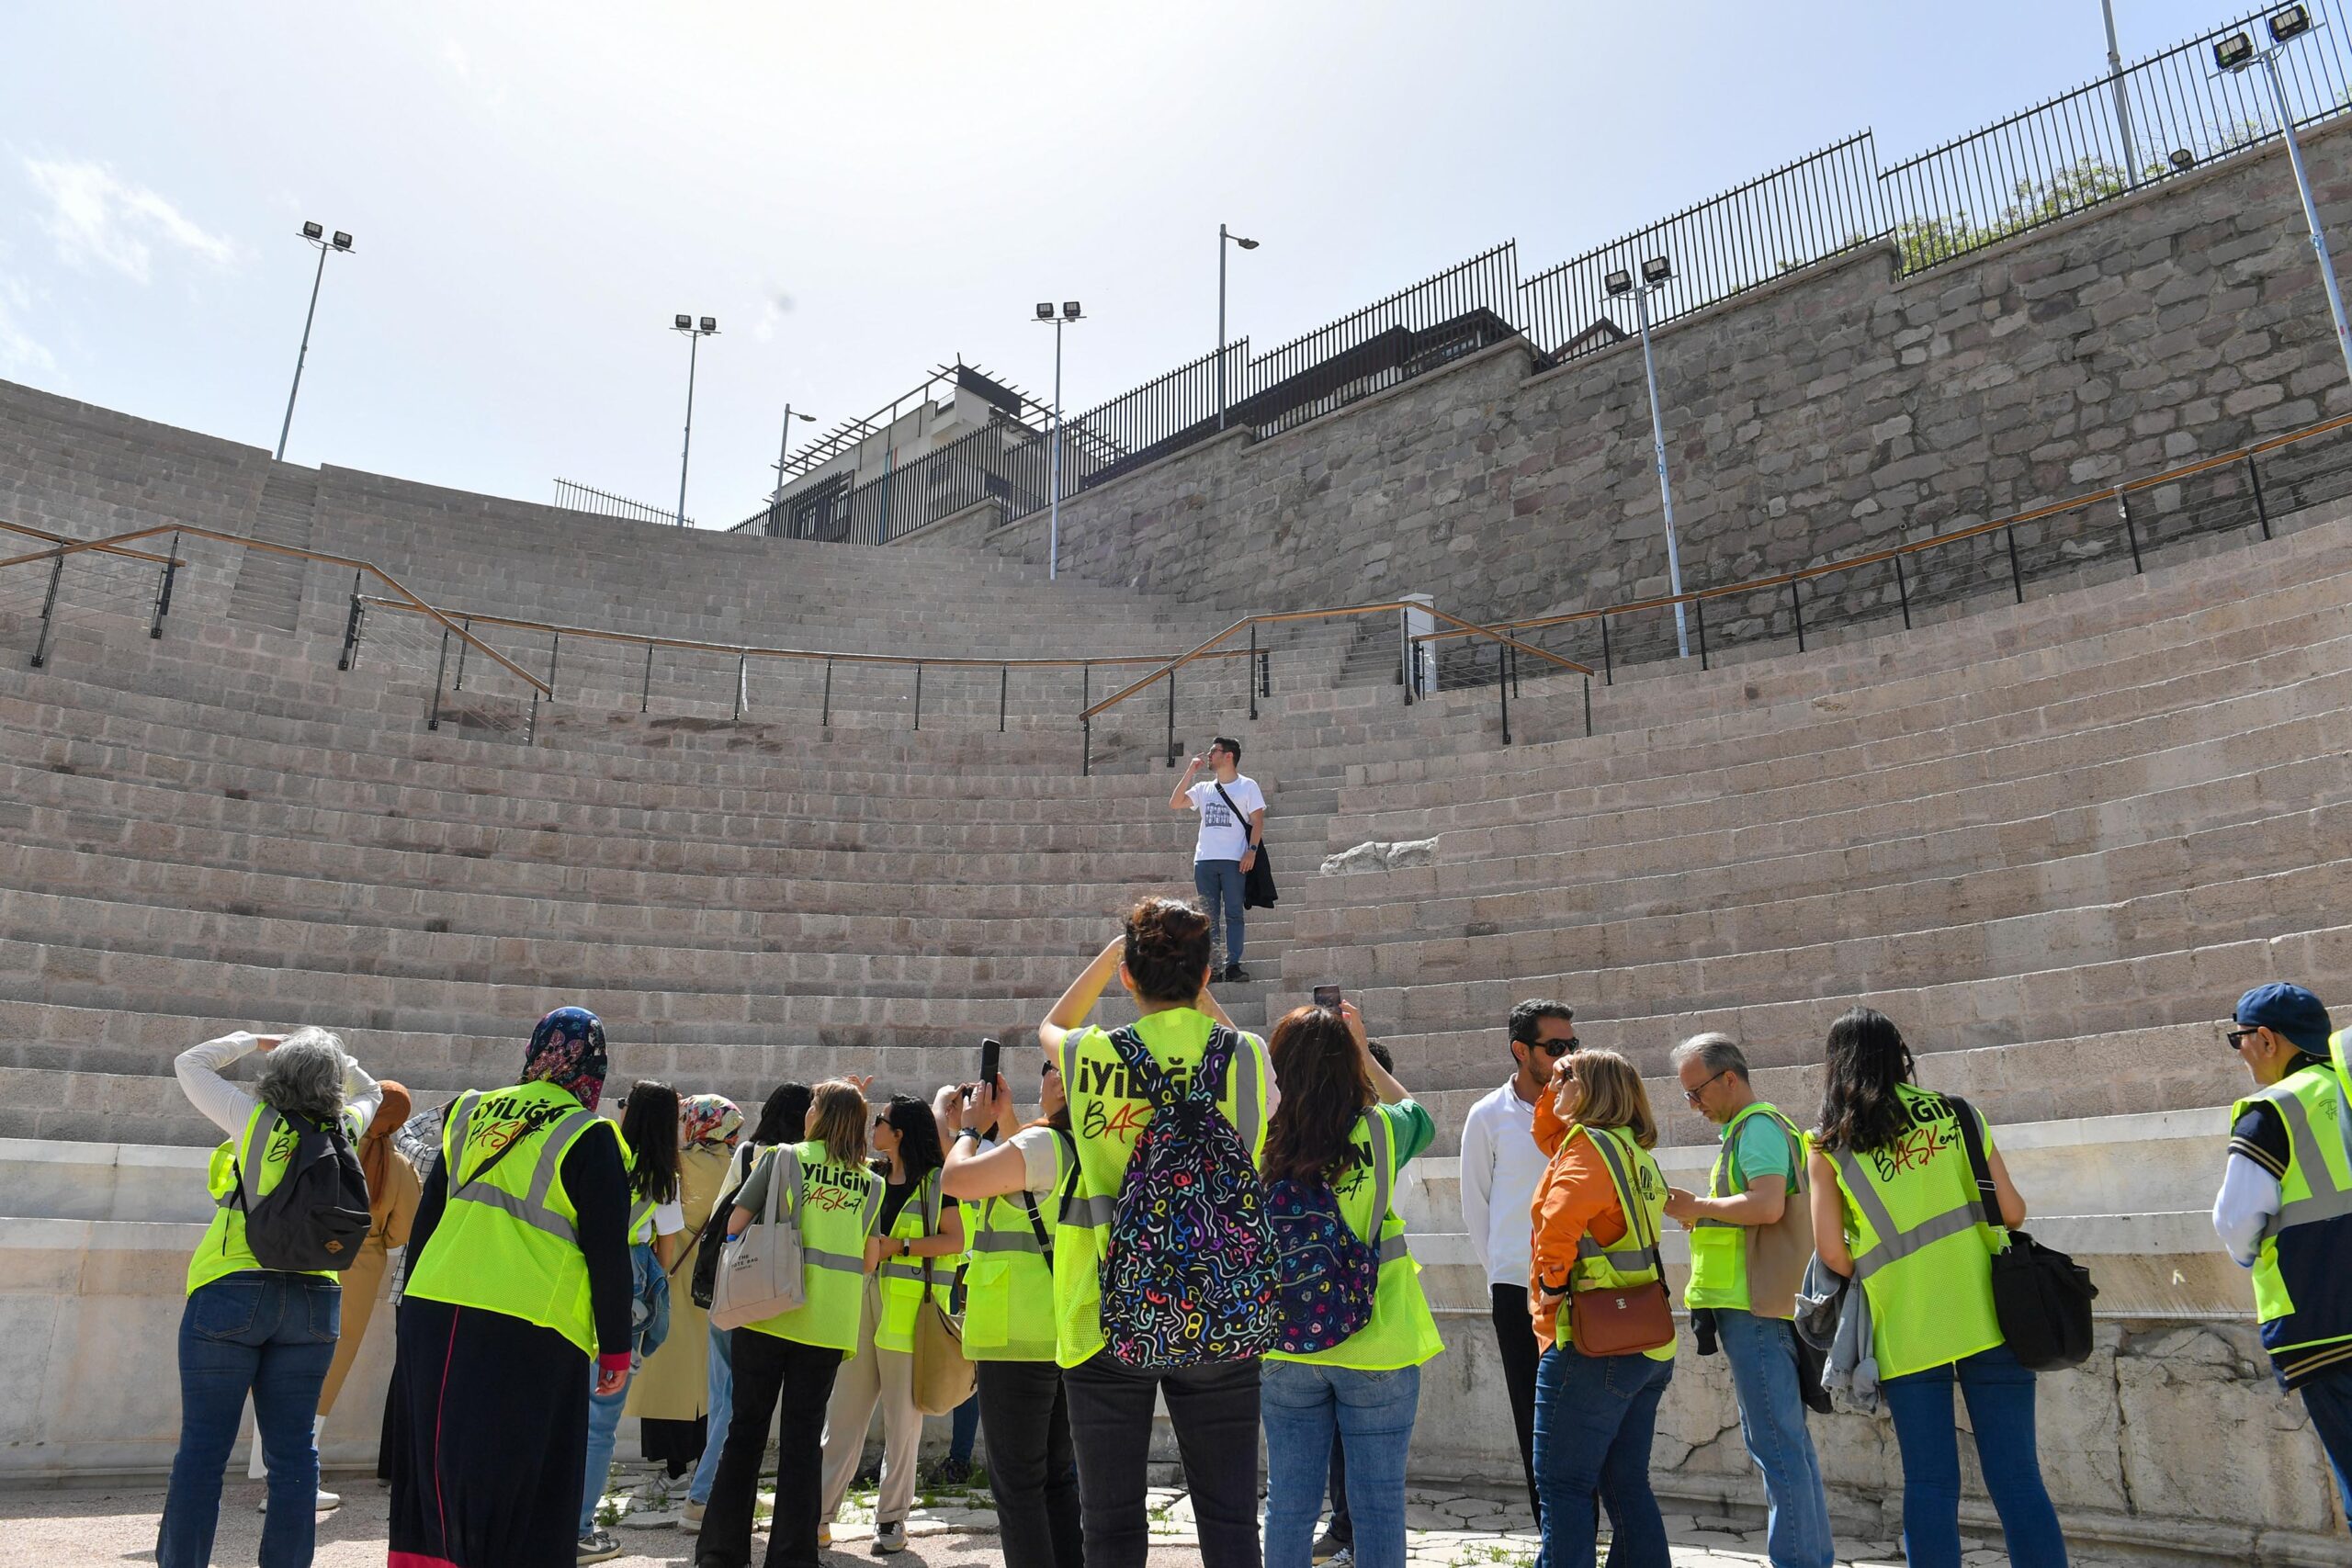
[913,118,2352,652]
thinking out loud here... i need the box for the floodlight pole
[1629,283,1690,658]
[673,321,716,528]
[2257,47,2352,388]
[1048,317,1065,581]
[2101,0,2142,182]
[276,242,333,463]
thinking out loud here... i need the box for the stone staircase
[224,468,317,632]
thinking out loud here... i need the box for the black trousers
[1492,1282,1544,1526]
[1326,1440,1351,1545]
[1065,1351,1262,1568]
[976,1359,1085,1568]
[696,1330,844,1568]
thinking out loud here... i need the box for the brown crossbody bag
[1566,1127,1677,1357]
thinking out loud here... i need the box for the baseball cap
[2234,983,2335,1055]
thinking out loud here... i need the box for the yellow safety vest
[964,1130,1075,1362]
[1266,1106,1445,1371]
[1546,1123,1676,1363]
[187,1102,364,1296]
[402,1080,623,1357]
[745,1141,885,1355]
[1683,1100,1805,1316]
[1051,1011,1270,1369]
[1820,1083,2003,1380]
[875,1168,953,1355]
[2236,1055,2352,1382]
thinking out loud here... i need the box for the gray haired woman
[160,1027,380,1568]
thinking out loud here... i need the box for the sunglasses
[1532,1036,1579,1057]
[2226,1026,2262,1053]
[1682,1067,1732,1105]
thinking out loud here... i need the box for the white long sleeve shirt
[175,1031,382,1139]
[2212,1152,2282,1268]
[1459,1078,1548,1290]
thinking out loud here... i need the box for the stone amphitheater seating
[1,378,2346,1559]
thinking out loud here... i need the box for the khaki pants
[820,1280,924,1528]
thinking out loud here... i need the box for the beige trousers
[819,1279,925,1527]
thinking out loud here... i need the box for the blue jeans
[2299,1360,2352,1517]
[1261,1360,1419,1568]
[688,1320,735,1506]
[1532,1348,1673,1568]
[1193,859,1246,968]
[949,1389,980,1467]
[1881,1344,2067,1568]
[157,1273,340,1568]
[1714,1311,1835,1568]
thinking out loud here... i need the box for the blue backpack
[1265,1111,1392,1355]
[1097,1023,1281,1369]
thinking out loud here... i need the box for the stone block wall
[916,118,2352,656]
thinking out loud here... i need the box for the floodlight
[1604,269,1634,297]
[699,316,718,333]
[1235,236,1261,250]
[1035,302,1054,320]
[1062,300,1081,319]
[331,231,353,251]
[1641,255,1674,286]
[301,221,324,241]
[2215,30,2256,69]
[2169,148,2197,171]
[2270,5,2312,43]
[674,314,693,330]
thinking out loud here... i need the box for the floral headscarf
[681,1094,744,1152]
[522,1007,608,1111]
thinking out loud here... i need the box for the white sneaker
[683,1498,707,1529]
[255,1490,340,1514]
[817,1522,832,1548]
[623,1505,684,1529]
[871,1520,908,1554]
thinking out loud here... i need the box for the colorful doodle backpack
[1264,1109,1391,1354]
[1097,1023,1281,1369]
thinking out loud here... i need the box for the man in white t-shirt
[1168,735,1265,982]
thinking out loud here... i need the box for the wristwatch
[956,1126,984,1143]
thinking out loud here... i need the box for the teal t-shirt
[1726,1111,1793,1190]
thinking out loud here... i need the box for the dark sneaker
[1224,963,1250,982]
[578,1528,623,1562]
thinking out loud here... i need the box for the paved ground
[0,1465,2118,1566]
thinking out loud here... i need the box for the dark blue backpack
[1265,1110,1392,1355]
[1097,1024,1281,1369]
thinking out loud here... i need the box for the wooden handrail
[0,519,186,571]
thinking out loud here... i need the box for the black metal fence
[1881,2,2352,269]
[1058,342,1248,491]
[553,478,688,526]
[1521,132,1889,367]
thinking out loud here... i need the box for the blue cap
[2234,983,2334,1055]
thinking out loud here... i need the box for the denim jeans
[1193,859,1247,968]
[1880,1344,2067,1568]
[1066,1351,1261,1568]
[687,1320,735,1506]
[157,1272,340,1568]
[1261,1361,1419,1568]
[1713,1310,1835,1568]
[1531,1348,1673,1568]
[581,1363,632,1535]
[2299,1359,2352,1517]
[950,1388,981,1467]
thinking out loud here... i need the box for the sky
[0,1,2250,528]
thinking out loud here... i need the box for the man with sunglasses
[1455,999,1576,1530]
[2212,982,2352,1519]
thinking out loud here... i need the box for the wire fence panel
[553,478,688,526]
[1880,3,2352,270]
[1063,342,1250,491]
[1521,133,1889,367]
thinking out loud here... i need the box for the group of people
[153,886,2352,1568]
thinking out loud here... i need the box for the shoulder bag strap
[1020,1130,1076,1261]
[1104,1024,1178,1110]
[1949,1097,2003,1233]
[1211,780,1257,849]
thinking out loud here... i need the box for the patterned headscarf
[681,1093,744,1152]
[522,1007,609,1111]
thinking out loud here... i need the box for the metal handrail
[0,521,551,695]
[1415,409,2352,649]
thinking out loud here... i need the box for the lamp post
[2217,6,2352,389]
[1035,300,1082,580]
[275,222,354,462]
[2101,0,2142,182]
[1607,255,1690,657]
[767,403,817,534]
[1217,224,1260,429]
[672,314,718,528]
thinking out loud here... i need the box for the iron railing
[552,478,689,526]
[1880,2,2352,270]
[1521,132,1889,366]
[1059,342,1247,491]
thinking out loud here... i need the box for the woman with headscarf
[386,1007,635,1568]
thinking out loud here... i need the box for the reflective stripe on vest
[445,1089,597,1246]
[1826,1145,1983,1282]
[1574,1126,1663,1277]
[2256,1073,2352,1241]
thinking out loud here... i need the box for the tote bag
[709,1145,806,1331]
[910,1254,976,1415]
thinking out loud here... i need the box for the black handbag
[1212,780,1277,909]
[1951,1098,2098,1371]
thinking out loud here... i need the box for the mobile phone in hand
[1312,985,1341,1010]
[978,1036,1001,1089]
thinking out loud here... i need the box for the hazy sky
[2,2,2245,527]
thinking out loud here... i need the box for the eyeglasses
[1533,1036,1579,1057]
[1682,1068,1732,1105]
[2226,1027,2262,1052]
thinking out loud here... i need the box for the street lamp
[766,403,818,536]
[1217,223,1260,429]
[275,222,356,461]
[2100,0,2142,184]
[1035,300,1083,580]
[673,314,718,528]
[1606,256,1690,657]
[2215,6,2352,388]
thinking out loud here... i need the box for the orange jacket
[1526,1092,1634,1352]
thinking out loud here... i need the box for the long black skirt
[387,1296,588,1568]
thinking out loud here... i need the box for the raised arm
[942,1076,1039,1201]
[175,1031,271,1137]
[1342,1002,1405,1104]
[1169,753,1204,810]
[1040,936,1125,1059]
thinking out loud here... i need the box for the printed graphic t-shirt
[1186,774,1266,863]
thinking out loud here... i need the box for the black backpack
[230,1110,372,1272]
